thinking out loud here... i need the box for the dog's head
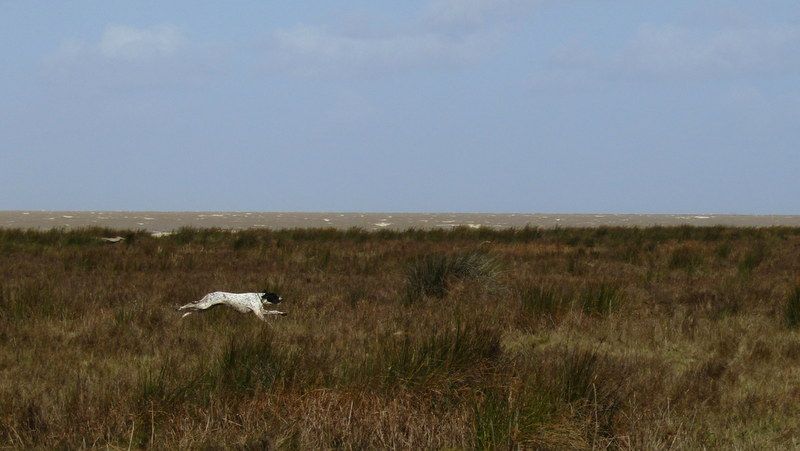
[261,291,282,305]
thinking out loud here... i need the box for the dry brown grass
[2,226,800,448]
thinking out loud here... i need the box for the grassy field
[2,226,800,448]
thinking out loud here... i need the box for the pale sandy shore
[1,211,799,233]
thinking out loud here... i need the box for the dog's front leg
[253,309,267,321]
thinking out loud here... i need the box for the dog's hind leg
[178,295,214,312]
[178,297,210,319]
[179,304,202,318]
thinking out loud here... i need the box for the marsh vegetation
[1,226,800,448]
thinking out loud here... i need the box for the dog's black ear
[261,291,269,300]
[262,292,282,304]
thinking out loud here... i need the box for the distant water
[1,211,799,234]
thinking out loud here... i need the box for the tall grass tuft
[519,284,570,318]
[473,388,513,448]
[551,348,625,442]
[785,287,800,329]
[579,283,623,316]
[738,241,767,275]
[0,280,67,321]
[215,329,298,393]
[471,348,625,447]
[669,245,705,273]
[558,349,602,403]
[367,322,501,387]
[403,251,501,303]
[232,230,260,250]
[472,384,559,448]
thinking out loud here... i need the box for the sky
[1,1,799,214]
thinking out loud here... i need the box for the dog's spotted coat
[179,291,285,321]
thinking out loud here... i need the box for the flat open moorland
[2,226,800,448]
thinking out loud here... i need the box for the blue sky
[1,1,799,213]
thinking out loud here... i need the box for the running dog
[178,291,286,321]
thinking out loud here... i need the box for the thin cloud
[624,24,800,78]
[98,25,186,61]
[270,25,491,75]
[265,1,545,77]
[43,24,218,89]
[48,24,187,63]
[425,0,541,28]
[534,22,800,86]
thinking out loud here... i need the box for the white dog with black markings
[179,291,286,321]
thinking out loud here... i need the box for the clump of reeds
[517,279,622,320]
[403,251,501,303]
[365,321,502,388]
[470,347,626,448]
[738,241,768,275]
[544,348,626,443]
[579,282,623,316]
[669,245,705,273]
[519,284,570,318]
[785,286,800,329]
